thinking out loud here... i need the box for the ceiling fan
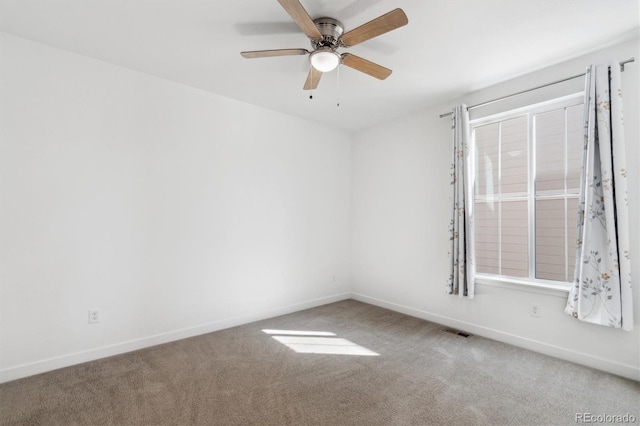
[240,0,408,90]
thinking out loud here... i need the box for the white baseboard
[351,292,640,381]
[4,292,637,383]
[0,292,351,384]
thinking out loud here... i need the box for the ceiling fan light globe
[310,49,340,73]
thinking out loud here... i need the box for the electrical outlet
[530,303,541,318]
[88,309,101,324]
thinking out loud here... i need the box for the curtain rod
[439,57,635,118]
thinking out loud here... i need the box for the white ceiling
[1,0,638,131]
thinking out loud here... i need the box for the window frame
[469,92,584,292]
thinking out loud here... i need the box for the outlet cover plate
[530,303,541,317]
[88,309,101,324]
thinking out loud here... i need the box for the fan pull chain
[336,64,340,107]
[309,67,314,100]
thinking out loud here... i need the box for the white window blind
[472,95,583,287]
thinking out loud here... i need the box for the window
[471,94,583,288]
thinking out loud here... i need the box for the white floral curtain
[447,105,474,298]
[565,63,633,330]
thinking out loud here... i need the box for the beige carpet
[1,300,638,425]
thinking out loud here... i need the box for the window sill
[475,274,570,298]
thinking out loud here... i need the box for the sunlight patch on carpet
[263,330,379,356]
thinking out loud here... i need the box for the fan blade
[277,0,322,40]
[241,48,309,59]
[341,53,392,80]
[340,8,408,47]
[303,67,322,90]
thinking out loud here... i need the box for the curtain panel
[565,63,633,330]
[447,105,474,298]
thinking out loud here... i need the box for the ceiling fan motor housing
[311,17,344,49]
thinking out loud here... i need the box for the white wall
[2,31,639,384]
[0,33,352,382]
[351,37,640,380]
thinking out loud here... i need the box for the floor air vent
[443,328,472,338]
